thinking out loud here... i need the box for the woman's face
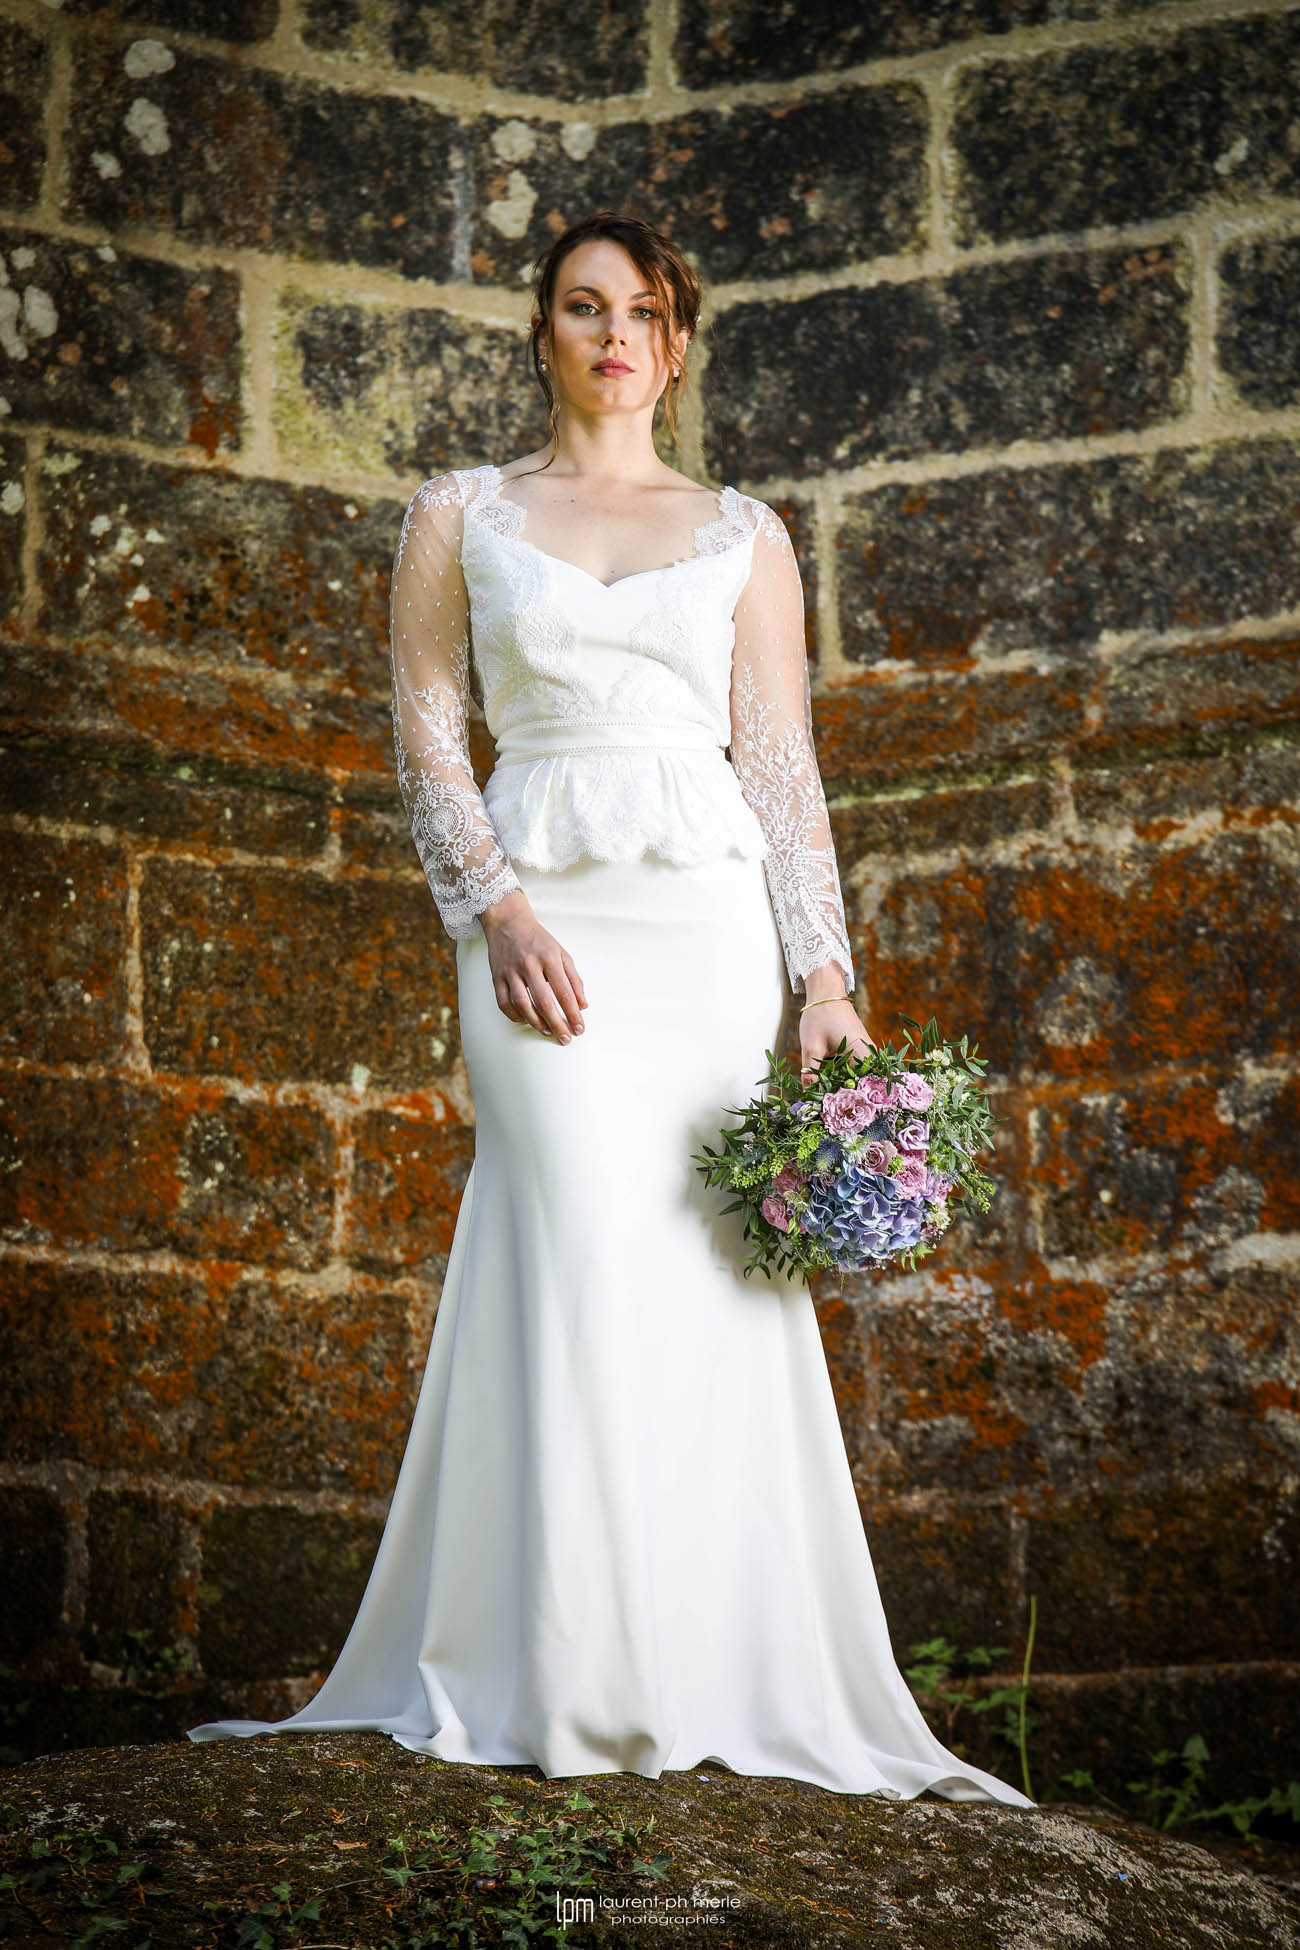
[534,238,689,419]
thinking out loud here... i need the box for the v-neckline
[478,462,739,593]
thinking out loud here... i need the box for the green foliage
[904,1608,1300,1843]
[0,1787,671,1950]
[117,1628,198,1697]
[692,1014,999,1283]
[366,1788,669,1947]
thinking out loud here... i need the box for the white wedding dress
[187,463,1034,1808]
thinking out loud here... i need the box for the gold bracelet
[800,994,849,1013]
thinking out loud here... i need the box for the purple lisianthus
[895,1071,936,1112]
[822,1087,874,1135]
[760,1194,791,1230]
[897,1119,931,1154]
[892,1156,929,1199]
[925,1168,954,1199]
[861,1137,898,1175]
[855,1076,898,1113]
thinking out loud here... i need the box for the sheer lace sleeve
[728,499,857,997]
[389,472,521,938]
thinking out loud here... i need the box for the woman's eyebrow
[563,284,658,301]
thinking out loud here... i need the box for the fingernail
[560,1034,571,1045]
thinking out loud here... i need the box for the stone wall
[1,0,1297,1788]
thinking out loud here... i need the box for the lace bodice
[388,462,855,995]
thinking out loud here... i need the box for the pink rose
[760,1194,791,1230]
[862,1138,898,1175]
[854,1076,897,1112]
[772,1164,804,1195]
[893,1157,928,1199]
[896,1071,936,1112]
[822,1088,873,1135]
[898,1118,931,1154]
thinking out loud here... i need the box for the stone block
[0,19,49,214]
[706,243,1189,480]
[1066,1257,1300,1482]
[64,35,459,279]
[1085,634,1300,758]
[0,1072,336,1268]
[197,1502,384,1680]
[349,1111,475,1270]
[1026,1663,1300,1808]
[1217,231,1300,414]
[464,84,927,287]
[835,437,1300,669]
[814,665,1086,788]
[0,741,334,859]
[1024,1479,1300,1669]
[64,0,279,37]
[1034,1070,1300,1261]
[82,1491,189,1667]
[0,1487,66,1661]
[832,777,1056,864]
[951,11,1300,246]
[0,1256,418,1497]
[861,830,1300,1085]
[36,446,398,693]
[0,222,242,454]
[273,291,548,477]
[871,1279,1043,1495]
[0,828,129,1067]
[139,857,461,1087]
[1073,742,1300,840]
[674,0,1164,86]
[871,1249,1300,1499]
[866,1500,1017,1666]
[0,639,389,790]
[301,0,648,99]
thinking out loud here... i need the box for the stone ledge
[1,1731,1296,1947]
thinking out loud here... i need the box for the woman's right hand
[479,889,587,1044]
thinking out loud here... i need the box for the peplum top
[387,461,855,995]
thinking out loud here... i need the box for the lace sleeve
[728,498,857,997]
[389,472,521,939]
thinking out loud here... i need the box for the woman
[189,210,1034,1809]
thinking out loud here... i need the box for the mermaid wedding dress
[187,463,1034,1808]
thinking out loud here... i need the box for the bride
[188,209,1034,1809]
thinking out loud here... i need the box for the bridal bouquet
[692,1015,996,1281]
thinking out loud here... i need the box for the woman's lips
[593,362,631,373]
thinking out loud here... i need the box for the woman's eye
[568,303,658,317]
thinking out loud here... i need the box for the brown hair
[525,210,702,471]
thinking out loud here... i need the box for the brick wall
[1,0,1297,1787]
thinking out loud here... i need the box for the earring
[672,367,680,378]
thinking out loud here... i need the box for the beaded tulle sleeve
[389,473,522,938]
[728,502,857,996]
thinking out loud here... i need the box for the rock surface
[1,1731,1296,1947]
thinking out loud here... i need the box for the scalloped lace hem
[502,823,769,873]
[483,752,770,876]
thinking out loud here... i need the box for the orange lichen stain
[1136,817,1183,843]
[385,1089,460,1126]
[187,397,225,459]
[999,1276,1110,1371]
[1254,1378,1299,1417]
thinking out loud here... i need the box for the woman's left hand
[800,994,875,1087]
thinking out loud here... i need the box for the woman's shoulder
[722,484,790,546]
